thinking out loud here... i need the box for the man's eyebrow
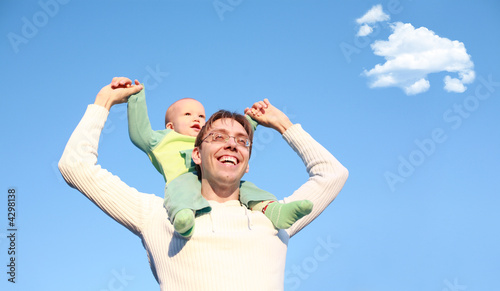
[210,127,248,137]
[210,127,229,133]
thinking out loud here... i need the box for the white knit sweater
[59,104,348,291]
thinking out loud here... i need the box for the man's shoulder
[142,192,166,205]
[140,193,171,222]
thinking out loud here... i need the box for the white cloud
[356,5,389,37]
[444,76,466,93]
[356,4,390,24]
[363,22,475,95]
[459,70,476,84]
[357,24,373,37]
[405,78,430,95]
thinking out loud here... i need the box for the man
[59,77,348,291]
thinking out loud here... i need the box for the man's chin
[214,168,245,183]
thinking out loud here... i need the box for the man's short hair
[193,110,254,177]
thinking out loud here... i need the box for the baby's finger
[111,77,132,89]
[119,78,132,86]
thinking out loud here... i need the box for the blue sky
[1,0,500,290]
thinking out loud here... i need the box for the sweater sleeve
[281,124,349,238]
[58,104,158,236]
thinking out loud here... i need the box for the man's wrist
[275,119,293,134]
[94,94,112,111]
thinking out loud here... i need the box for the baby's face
[167,99,206,137]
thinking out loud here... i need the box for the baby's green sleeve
[245,115,258,132]
[127,88,165,154]
[128,88,170,175]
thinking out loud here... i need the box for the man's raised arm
[245,99,349,238]
[58,78,155,236]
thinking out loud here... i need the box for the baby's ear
[166,122,174,129]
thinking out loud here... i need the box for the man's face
[192,118,250,187]
[166,99,206,137]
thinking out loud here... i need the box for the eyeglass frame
[201,132,252,148]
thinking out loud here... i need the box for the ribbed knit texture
[59,104,348,291]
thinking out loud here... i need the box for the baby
[121,80,313,238]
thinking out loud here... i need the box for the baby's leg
[241,181,313,229]
[173,209,195,237]
[249,200,313,229]
[164,172,211,238]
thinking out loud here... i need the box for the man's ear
[192,147,201,165]
[166,122,174,129]
[245,163,249,173]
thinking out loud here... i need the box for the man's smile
[217,155,239,165]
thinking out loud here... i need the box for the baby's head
[165,98,206,137]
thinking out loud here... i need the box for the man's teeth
[219,156,237,165]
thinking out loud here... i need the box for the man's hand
[94,77,143,110]
[245,99,293,134]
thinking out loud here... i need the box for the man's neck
[200,179,240,202]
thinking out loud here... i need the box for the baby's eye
[185,113,191,116]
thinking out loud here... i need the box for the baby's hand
[95,77,143,110]
[110,77,139,89]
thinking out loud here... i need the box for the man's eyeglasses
[202,132,251,148]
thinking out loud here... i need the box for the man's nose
[224,136,238,149]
